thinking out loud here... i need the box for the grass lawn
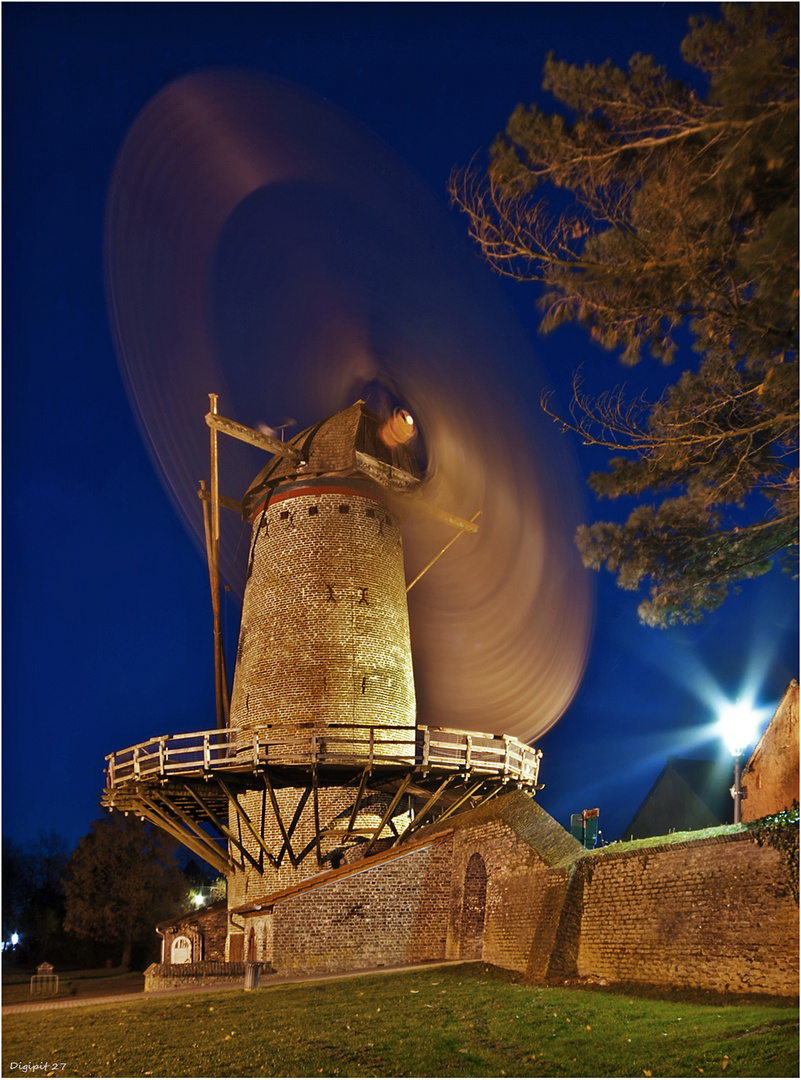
[2,963,797,1078]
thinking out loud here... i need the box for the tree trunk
[120,930,132,970]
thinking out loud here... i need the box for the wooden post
[204,394,229,731]
[406,510,482,592]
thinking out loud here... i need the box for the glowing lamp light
[378,409,416,448]
[716,696,769,825]
[717,699,761,757]
[190,892,204,908]
[10,932,19,947]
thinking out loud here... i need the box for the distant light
[190,892,204,908]
[10,932,19,947]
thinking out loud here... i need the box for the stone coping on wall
[232,828,454,914]
[412,788,584,867]
[581,820,771,864]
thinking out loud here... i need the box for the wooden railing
[105,723,541,788]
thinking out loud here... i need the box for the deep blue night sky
[4,2,797,851]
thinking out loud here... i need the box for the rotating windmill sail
[102,72,593,916]
[104,70,591,743]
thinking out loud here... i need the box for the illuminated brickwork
[226,784,411,909]
[230,481,415,755]
[227,792,798,996]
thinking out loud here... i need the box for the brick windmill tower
[103,395,542,959]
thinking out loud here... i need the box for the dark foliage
[452,3,798,626]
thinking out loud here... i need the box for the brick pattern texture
[230,485,416,754]
[264,840,452,975]
[226,784,408,906]
[574,834,799,995]
[230,803,798,996]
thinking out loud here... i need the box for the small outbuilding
[155,900,227,965]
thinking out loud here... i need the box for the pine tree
[451,3,798,626]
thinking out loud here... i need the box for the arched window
[460,853,487,959]
[171,935,192,964]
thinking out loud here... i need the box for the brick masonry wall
[446,820,570,981]
[266,840,452,975]
[230,487,415,748]
[226,783,409,911]
[575,831,799,995]
[743,683,799,821]
[220,790,798,994]
[158,904,228,963]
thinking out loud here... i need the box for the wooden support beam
[263,774,297,867]
[406,510,482,592]
[392,776,454,847]
[431,778,489,824]
[218,780,277,869]
[362,774,412,858]
[346,768,371,838]
[206,410,304,461]
[312,765,322,866]
[405,499,481,535]
[276,788,311,866]
[197,487,243,515]
[142,789,223,849]
[136,795,232,875]
[471,781,509,811]
[183,784,262,873]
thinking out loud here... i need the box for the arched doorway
[460,853,487,959]
[171,935,192,964]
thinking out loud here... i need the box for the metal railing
[105,723,541,788]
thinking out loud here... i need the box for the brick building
[743,680,799,821]
[105,402,797,998]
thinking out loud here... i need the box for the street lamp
[717,700,760,824]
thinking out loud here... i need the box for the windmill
[101,71,591,957]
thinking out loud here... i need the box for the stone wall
[572,830,799,996]
[144,962,245,993]
[219,792,797,997]
[268,838,452,976]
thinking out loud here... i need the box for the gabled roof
[155,899,227,930]
[620,757,733,841]
[747,680,799,771]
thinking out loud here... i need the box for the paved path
[3,960,466,1015]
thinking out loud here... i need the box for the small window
[366,507,376,518]
[339,504,350,514]
[308,506,318,516]
[279,510,289,520]
[171,935,192,964]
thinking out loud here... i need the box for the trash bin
[244,962,261,990]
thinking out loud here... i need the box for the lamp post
[717,699,759,826]
[731,748,744,824]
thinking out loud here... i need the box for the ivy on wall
[752,803,799,904]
